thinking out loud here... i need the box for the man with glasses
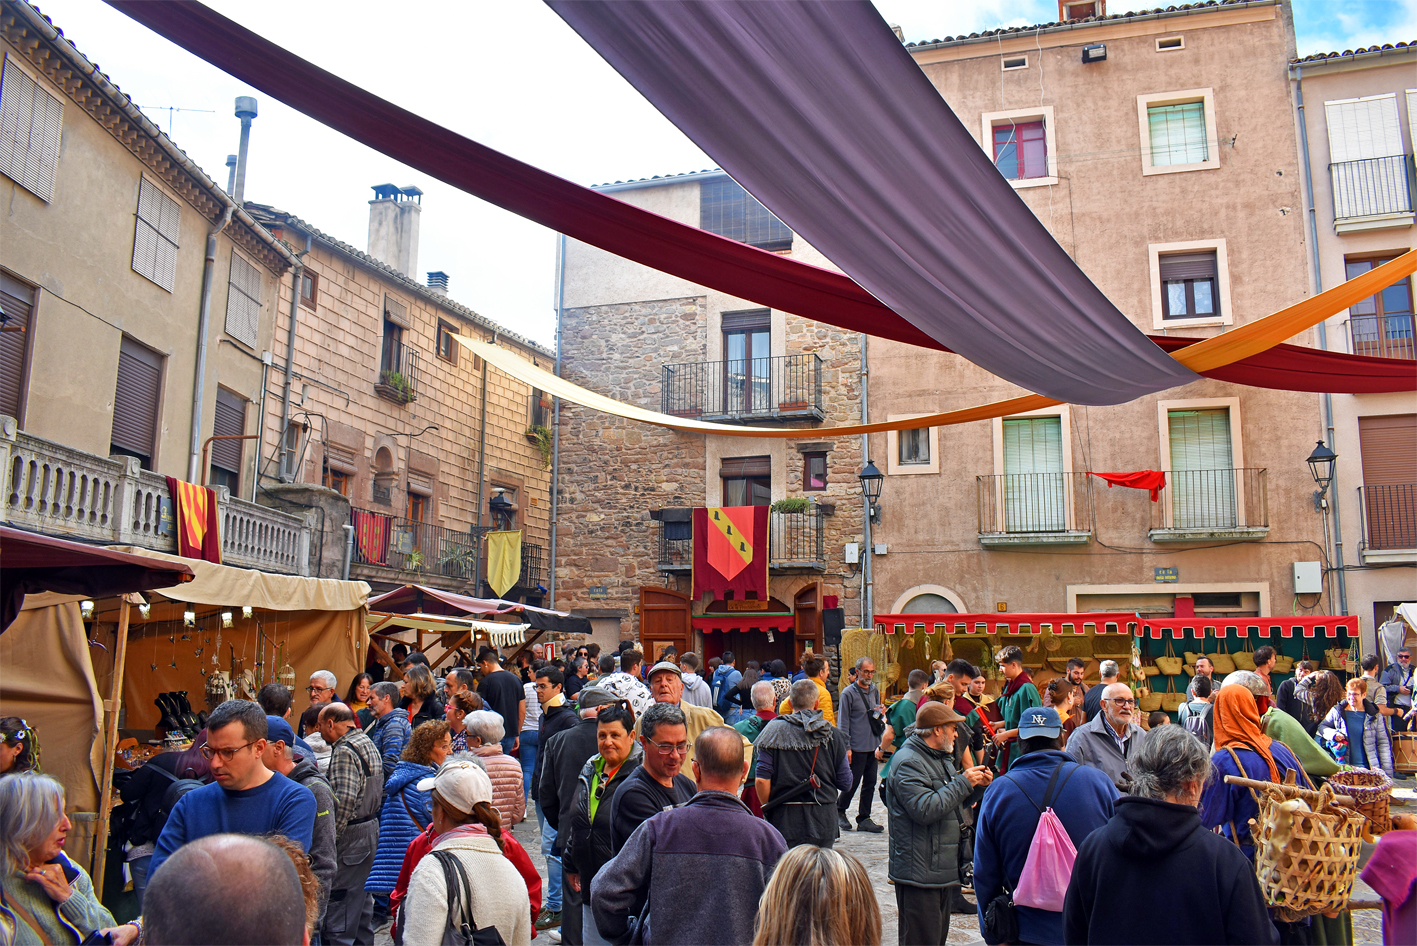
[837,656,887,834]
[1380,648,1413,732]
[298,670,340,738]
[148,700,316,878]
[1067,682,1146,789]
[610,702,697,853]
[641,661,729,770]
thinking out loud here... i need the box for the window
[132,178,180,291]
[700,178,793,251]
[406,492,427,523]
[322,465,350,497]
[1325,94,1410,223]
[899,428,930,465]
[1346,256,1414,360]
[1061,0,1097,19]
[225,252,261,348]
[1002,55,1028,71]
[208,387,246,494]
[993,121,1047,180]
[722,309,771,415]
[1156,36,1184,51]
[381,320,403,376]
[1358,414,1416,550]
[1147,239,1231,328]
[1167,408,1236,529]
[530,388,550,428]
[721,456,771,506]
[887,414,940,475]
[436,320,458,364]
[111,336,162,469]
[1160,251,1218,321]
[981,108,1057,187]
[0,272,35,421]
[804,452,827,491]
[0,56,63,201]
[299,271,318,310]
[1002,416,1065,531]
[1137,89,1218,174]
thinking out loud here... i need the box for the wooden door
[794,581,823,666]
[640,586,690,663]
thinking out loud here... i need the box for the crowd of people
[0,640,1413,946]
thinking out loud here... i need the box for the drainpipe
[341,523,355,580]
[472,335,492,593]
[1292,65,1349,616]
[278,234,312,480]
[187,204,235,484]
[549,232,566,608]
[253,351,271,500]
[860,333,872,629]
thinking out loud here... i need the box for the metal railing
[1349,313,1416,361]
[520,542,544,589]
[977,472,1093,535]
[656,509,826,569]
[1150,468,1268,532]
[1330,155,1414,221]
[658,525,693,570]
[1359,483,1416,551]
[662,353,823,421]
[377,342,420,403]
[350,509,481,580]
[2,420,310,573]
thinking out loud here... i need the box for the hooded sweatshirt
[680,672,713,708]
[1063,797,1278,945]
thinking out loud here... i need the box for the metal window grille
[224,252,262,348]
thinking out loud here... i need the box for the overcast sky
[33,0,1417,347]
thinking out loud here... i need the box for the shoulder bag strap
[1014,760,1067,816]
[401,787,429,830]
[446,852,480,934]
[432,851,467,932]
[0,887,55,946]
[1221,746,1257,848]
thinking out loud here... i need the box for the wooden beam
[430,631,473,671]
[92,597,131,888]
[367,636,404,682]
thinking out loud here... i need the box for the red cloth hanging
[1087,470,1168,501]
[351,509,390,566]
[164,477,222,563]
[693,506,770,601]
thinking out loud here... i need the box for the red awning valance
[694,612,795,634]
[872,613,1138,635]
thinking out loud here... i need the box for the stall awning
[872,613,1139,635]
[1136,617,1356,639]
[107,546,369,612]
[367,584,592,636]
[367,611,530,649]
[693,612,795,634]
[1,527,194,631]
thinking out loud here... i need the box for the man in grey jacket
[837,656,887,833]
[318,703,384,946]
[1067,682,1145,790]
[262,716,336,931]
[884,701,992,946]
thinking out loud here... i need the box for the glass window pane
[750,478,772,506]
[1149,102,1207,166]
[724,478,747,507]
[1193,279,1214,315]
[993,126,1020,180]
[1167,282,1189,316]
[1379,281,1412,316]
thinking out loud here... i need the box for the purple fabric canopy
[548,0,1200,405]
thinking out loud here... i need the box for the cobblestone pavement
[381,780,1417,946]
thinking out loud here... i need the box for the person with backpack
[1177,675,1215,747]
[710,651,743,717]
[884,701,992,946]
[316,704,384,946]
[115,752,206,908]
[973,706,1117,946]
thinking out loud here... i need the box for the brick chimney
[367,184,422,277]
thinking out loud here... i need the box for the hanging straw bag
[1138,682,1163,713]
[1208,639,1236,675]
[1160,676,1186,713]
[1273,651,1295,674]
[1232,638,1256,671]
[1156,640,1184,676]
[1323,645,1351,672]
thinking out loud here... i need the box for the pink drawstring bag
[1012,807,1078,912]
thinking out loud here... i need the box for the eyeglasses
[857,669,875,677]
[200,740,257,761]
[534,682,557,691]
[305,686,332,694]
[1105,698,1136,707]
[645,737,689,755]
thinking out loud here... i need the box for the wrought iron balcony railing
[350,509,480,579]
[1359,483,1416,551]
[662,353,823,422]
[976,472,1093,540]
[1330,155,1415,222]
[656,509,826,570]
[1349,313,1415,361]
[1149,468,1268,535]
[376,342,420,404]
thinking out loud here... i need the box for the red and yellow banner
[165,477,222,563]
[693,506,769,601]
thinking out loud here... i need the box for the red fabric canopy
[108,1,1416,396]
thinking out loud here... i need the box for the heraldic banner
[165,477,222,563]
[487,529,524,598]
[692,505,769,601]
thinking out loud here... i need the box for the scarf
[1003,669,1034,699]
[1214,684,1280,781]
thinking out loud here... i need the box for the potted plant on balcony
[376,369,415,404]
[770,497,811,514]
[525,425,552,469]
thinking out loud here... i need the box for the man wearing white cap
[402,760,533,946]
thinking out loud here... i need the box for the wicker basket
[1138,689,1163,712]
[1250,783,1364,920]
[1326,769,1394,834]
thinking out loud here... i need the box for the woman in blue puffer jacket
[366,720,451,897]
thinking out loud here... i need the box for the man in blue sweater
[150,700,317,879]
[973,706,1117,946]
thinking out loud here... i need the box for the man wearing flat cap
[638,660,733,771]
[883,701,993,946]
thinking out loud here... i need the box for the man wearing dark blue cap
[262,714,337,932]
[974,706,1118,946]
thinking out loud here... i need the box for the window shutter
[211,388,246,473]
[1148,102,1208,166]
[132,178,180,291]
[1325,95,1403,163]
[721,309,771,332]
[224,252,261,348]
[0,57,63,202]
[384,295,410,328]
[1002,416,1064,531]
[1168,409,1235,529]
[111,337,162,462]
[1358,414,1417,487]
[1408,91,1417,150]
[0,273,34,418]
[1159,252,1217,281]
[721,455,771,478]
[1002,417,1063,474]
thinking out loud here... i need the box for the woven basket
[1273,654,1295,673]
[1139,690,1163,712]
[1156,656,1184,675]
[1251,784,1364,920]
[1209,652,1236,675]
[1184,651,1205,666]
[1232,649,1256,671]
[1327,769,1394,834]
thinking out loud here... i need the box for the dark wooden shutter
[211,387,247,474]
[721,455,771,478]
[1159,252,1217,281]
[1359,415,1417,486]
[0,273,35,419]
[721,309,771,332]
[111,337,162,465]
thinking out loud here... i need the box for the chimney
[426,271,449,294]
[232,97,257,205]
[225,154,238,197]
[367,184,422,277]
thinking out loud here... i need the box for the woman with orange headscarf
[1198,684,1310,858]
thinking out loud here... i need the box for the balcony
[976,473,1093,547]
[662,354,823,423]
[1149,468,1268,542]
[519,542,545,590]
[350,510,480,583]
[1330,155,1415,233]
[1358,484,1416,564]
[2,421,311,574]
[375,342,420,405]
[1350,313,1415,361]
[656,508,827,572]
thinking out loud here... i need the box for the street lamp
[1306,440,1337,511]
[489,487,516,530]
[859,459,884,525]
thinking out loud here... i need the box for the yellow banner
[487,529,523,598]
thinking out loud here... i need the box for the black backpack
[149,763,204,832]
